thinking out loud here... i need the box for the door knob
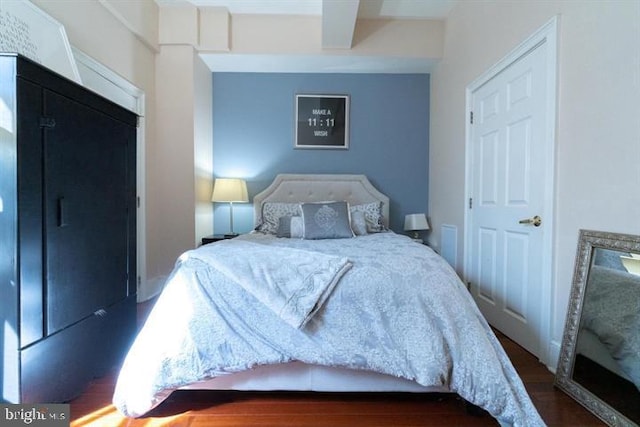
[519,215,542,227]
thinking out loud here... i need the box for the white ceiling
[160,0,457,19]
[158,0,456,73]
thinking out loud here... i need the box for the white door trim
[71,47,148,302]
[463,16,558,366]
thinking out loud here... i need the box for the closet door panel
[43,90,130,335]
[17,78,45,347]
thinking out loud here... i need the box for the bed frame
[253,174,390,228]
[184,174,441,394]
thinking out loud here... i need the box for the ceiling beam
[321,0,360,49]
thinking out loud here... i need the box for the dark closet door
[17,78,45,347]
[43,90,133,335]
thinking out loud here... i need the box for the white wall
[32,0,157,87]
[194,52,214,249]
[429,0,640,367]
[149,44,199,298]
[148,5,216,300]
[151,45,214,255]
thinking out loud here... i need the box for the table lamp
[404,213,430,243]
[211,178,248,237]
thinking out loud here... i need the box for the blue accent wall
[212,72,430,234]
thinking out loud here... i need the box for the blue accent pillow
[301,201,354,240]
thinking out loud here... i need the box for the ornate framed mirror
[555,229,640,427]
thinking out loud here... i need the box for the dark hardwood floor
[69,299,605,427]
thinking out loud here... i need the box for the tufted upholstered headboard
[253,174,390,228]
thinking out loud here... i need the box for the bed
[113,174,544,426]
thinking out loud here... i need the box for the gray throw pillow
[276,216,304,238]
[301,201,354,240]
[277,216,294,238]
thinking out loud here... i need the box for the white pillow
[350,210,368,236]
[290,216,303,238]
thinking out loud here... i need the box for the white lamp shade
[404,213,430,231]
[211,178,249,203]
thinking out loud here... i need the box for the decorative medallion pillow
[301,201,354,240]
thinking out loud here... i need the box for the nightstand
[201,234,236,245]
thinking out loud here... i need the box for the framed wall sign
[295,94,349,149]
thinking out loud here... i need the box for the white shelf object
[0,0,81,83]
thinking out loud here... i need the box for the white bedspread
[182,241,352,328]
[113,232,544,426]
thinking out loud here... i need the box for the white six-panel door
[466,19,557,361]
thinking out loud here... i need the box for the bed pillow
[277,216,293,238]
[301,201,354,240]
[350,210,368,236]
[257,202,301,234]
[277,216,303,238]
[350,201,387,233]
[290,216,303,238]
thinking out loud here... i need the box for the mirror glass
[556,230,640,427]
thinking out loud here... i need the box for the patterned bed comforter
[113,232,544,426]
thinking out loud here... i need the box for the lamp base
[407,231,423,244]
